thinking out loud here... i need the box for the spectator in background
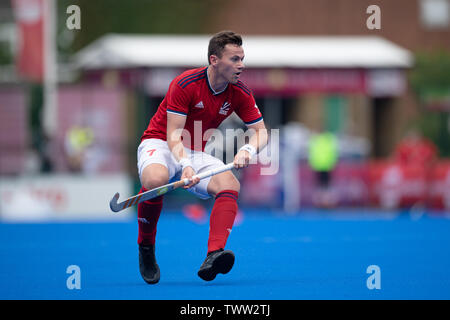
[64,126,94,172]
[308,130,338,208]
[394,129,437,168]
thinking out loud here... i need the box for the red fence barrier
[240,160,450,210]
[428,161,450,210]
[368,161,428,209]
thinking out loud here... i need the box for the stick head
[109,192,121,212]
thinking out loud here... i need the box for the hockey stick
[109,162,235,212]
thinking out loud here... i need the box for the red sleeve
[166,82,191,116]
[234,88,263,126]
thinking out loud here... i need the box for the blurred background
[1,0,450,222]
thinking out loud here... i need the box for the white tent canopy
[75,34,413,70]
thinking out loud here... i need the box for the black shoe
[197,249,235,281]
[139,244,160,284]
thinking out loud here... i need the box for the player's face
[216,44,245,84]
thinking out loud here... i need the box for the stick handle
[110,162,235,212]
[192,162,235,181]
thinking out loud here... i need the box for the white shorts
[137,138,225,199]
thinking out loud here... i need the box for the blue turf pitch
[1,209,450,300]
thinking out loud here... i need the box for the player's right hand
[181,166,200,189]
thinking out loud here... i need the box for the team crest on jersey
[219,102,231,115]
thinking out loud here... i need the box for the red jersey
[394,137,437,167]
[141,67,263,151]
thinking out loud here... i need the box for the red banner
[239,68,366,96]
[12,0,44,82]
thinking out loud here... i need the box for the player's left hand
[234,150,251,169]
[181,166,200,189]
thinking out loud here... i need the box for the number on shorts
[147,149,156,156]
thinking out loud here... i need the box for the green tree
[57,0,221,55]
[410,51,450,157]
[0,42,12,65]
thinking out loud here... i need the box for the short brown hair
[208,31,242,64]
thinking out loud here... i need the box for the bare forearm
[249,128,269,152]
[167,134,188,162]
[166,113,189,162]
